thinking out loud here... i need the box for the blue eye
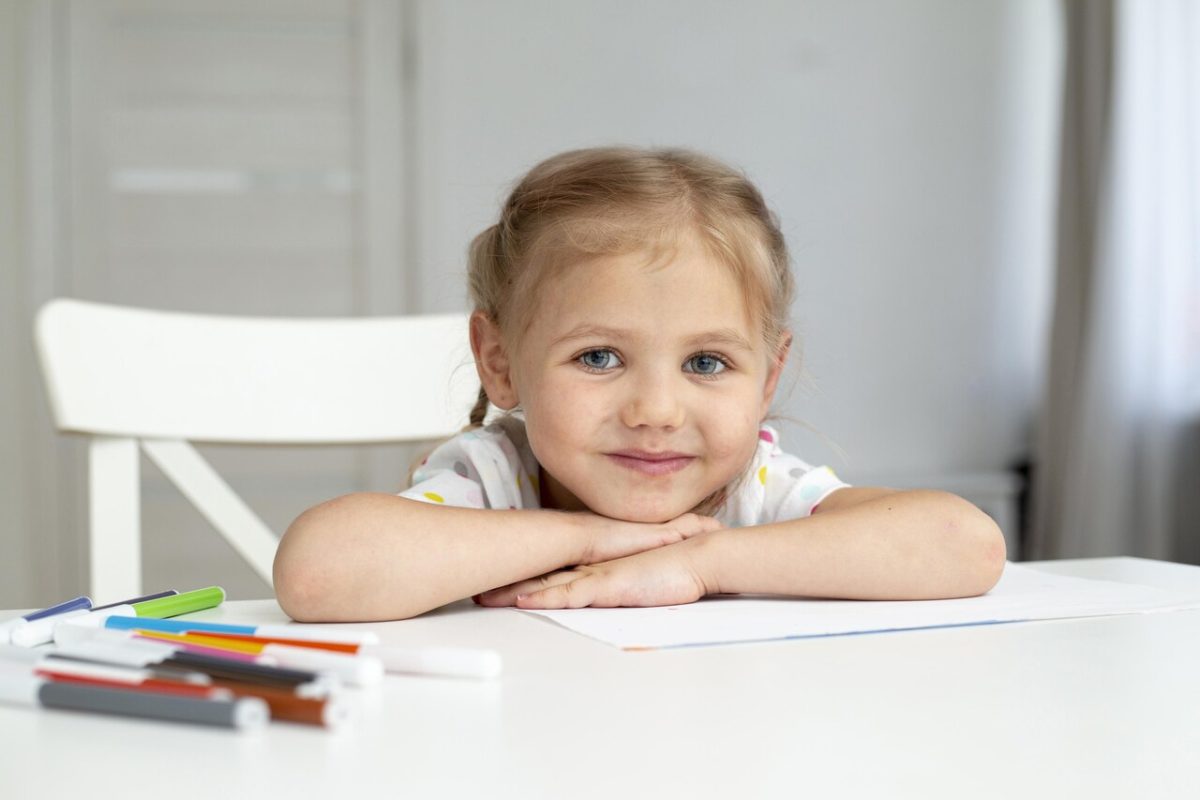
[685,353,728,376]
[579,349,621,371]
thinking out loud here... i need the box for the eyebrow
[550,324,756,352]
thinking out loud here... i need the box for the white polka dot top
[399,414,850,526]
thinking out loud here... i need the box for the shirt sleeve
[768,462,850,521]
[397,424,539,510]
[754,426,852,523]
[398,438,488,509]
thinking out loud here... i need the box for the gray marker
[0,673,269,731]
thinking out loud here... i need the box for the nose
[618,367,686,430]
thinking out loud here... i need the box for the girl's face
[506,236,789,523]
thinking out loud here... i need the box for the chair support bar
[140,439,277,588]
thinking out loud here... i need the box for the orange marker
[167,630,503,679]
[133,629,383,687]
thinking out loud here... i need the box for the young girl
[273,146,1006,623]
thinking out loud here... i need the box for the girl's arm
[272,493,718,622]
[697,487,1006,600]
[480,488,1006,608]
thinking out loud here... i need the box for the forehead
[529,239,762,350]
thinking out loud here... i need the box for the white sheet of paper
[520,563,1200,649]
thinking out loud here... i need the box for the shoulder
[721,424,851,524]
[400,414,541,510]
[411,417,521,480]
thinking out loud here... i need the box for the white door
[16,0,420,601]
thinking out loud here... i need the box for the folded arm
[272,493,718,622]
[481,488,1007,609]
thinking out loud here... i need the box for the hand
[478,536,714,609]
[575,511,723,565]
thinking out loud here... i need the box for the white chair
[35,298,476,601]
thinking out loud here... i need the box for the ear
[759,331,792,420]
[470,310,520,410]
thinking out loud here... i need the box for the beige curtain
[1031,0,1200,561]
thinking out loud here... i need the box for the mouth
[605,450,696,476]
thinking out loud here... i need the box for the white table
[2,557,1199,799]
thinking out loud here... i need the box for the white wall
[0,0,1061,606]
[412,0,1060,525]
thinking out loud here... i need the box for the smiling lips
[605,449,696,476]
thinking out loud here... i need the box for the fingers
[477,569,577,607]
[479,570,602,609]
[515,576,595,609]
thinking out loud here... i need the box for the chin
[588,497,690,525]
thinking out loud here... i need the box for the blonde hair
[463,146,797,514]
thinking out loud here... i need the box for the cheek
[522,377,608,450]
[700,402,760,460]
[711,433,759,478]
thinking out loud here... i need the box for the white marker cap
[0,617,25,646]
[35,658,157,685]
[9,609,89,648]
[0,673,41,707]
[232,696,271,730]
[295,675,341,699]
[54,637,178,667]
[44,607,138,648]
[262,644,384,687]
[0,644,48,668]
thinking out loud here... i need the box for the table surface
[2,557,1199,799]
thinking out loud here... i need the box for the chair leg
[89,436,141,602]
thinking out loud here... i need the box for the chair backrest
[36,298,476,444]
[35,298,477,600]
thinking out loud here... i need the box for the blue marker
[0,596,92,645]
[5,592,177,648]
[101,615,380,646]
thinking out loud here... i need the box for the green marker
[48,587,229,643]
[132,587,226,619]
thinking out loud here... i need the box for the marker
[54,619,261,662]
[9,609,91,648]
[30,661,347,728]
[21,596,93,622]
[36,662,233,700]
[65,627,380,688]
[160,651,337,698]
[74,586,226,625]
[133,630,384,687]
[0,644,51,668]
[0,672,268,730]
[41,671,346,728]
[8,649,210,685]
[101,615,380,646]
[179,630,504,679]
[0,645,208,689]
[196,679,349,728]
[54,634,250,668]
[16,587,226,648]
[140,636,265,663]
[53,636,334,697]
[95,618,499,679]
[90,590,178,612]
[133,587,226,618]
[0,597,92,645]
